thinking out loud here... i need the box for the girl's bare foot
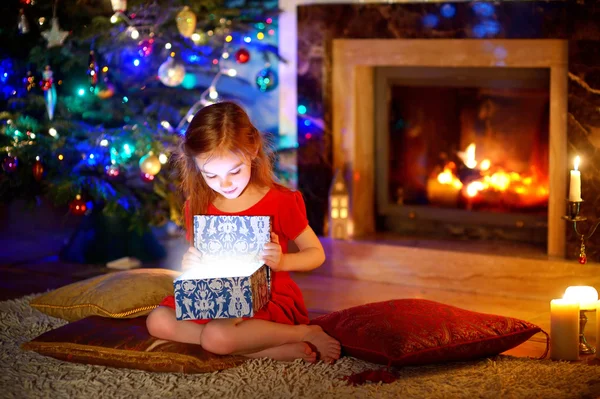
[244,342,317,363]
[303,325,341,364]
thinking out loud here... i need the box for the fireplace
[332,39,568,257]
[374,66,550,245]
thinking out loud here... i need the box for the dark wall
[296,1,600,262]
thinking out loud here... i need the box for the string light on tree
[209,87,219,100]
[2,156,18,173]
[129,28,139,40]
[138,38,154,57]
[191,31,208,44]
[105,164,120,178]
[96,67,115,99]
[140,172,155,182]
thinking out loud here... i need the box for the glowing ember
[432,143,548,209]
[437,164,463,189]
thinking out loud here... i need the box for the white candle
[563,286,599,310]
[569,156,582,202]
[550,298,580,361]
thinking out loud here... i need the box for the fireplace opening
[374,66,550,250]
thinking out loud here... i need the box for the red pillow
[310,299,542,367]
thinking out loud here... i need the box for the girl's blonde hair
[177,101,276,230]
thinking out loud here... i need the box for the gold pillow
[22,316,245,374]
[30,268,178,322]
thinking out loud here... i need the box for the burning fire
[432,143,548,209]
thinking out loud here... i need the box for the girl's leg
[146,306,341,363]
[244,342,318,363]
[201,318,341,363]
[146,306,206,345]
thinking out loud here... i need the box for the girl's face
[195,151,252,199]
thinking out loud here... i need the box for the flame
[457,143,478,169]
[574,156,580,171]
[437,164,463,189]
[466,181,485,198]
[432,142,548,209]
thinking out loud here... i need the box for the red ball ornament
[235,48,250,64]
[141,172,155,182]
[32,160,44,181]
[579,254,587,264]
[69,196,87,216]
[2,156,18,173]
[40,69,53,91]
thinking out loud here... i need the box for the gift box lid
[176,215,271,281]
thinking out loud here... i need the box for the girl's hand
[262,232,284,271]
[182,246,203,271]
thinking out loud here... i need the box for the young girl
[147,101,341,364]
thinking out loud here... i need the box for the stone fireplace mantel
[332,39,568,257]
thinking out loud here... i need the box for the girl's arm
[280,226,326,272]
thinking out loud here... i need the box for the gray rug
[2,295,600,399]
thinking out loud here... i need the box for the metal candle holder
[562,199,600,264]
[578,309,596,355]
[562,199,600,354]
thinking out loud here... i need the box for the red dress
[159,187,311,326]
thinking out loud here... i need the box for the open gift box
[174,215,272,321]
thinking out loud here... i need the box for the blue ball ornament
[255,67,278,93]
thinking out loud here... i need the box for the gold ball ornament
[139,152,161,176]
[176,6,197,38]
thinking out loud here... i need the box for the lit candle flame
[574,156,580,171]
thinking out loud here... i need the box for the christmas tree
[0,0,282,246]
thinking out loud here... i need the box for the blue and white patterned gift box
[174,215,271,321]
